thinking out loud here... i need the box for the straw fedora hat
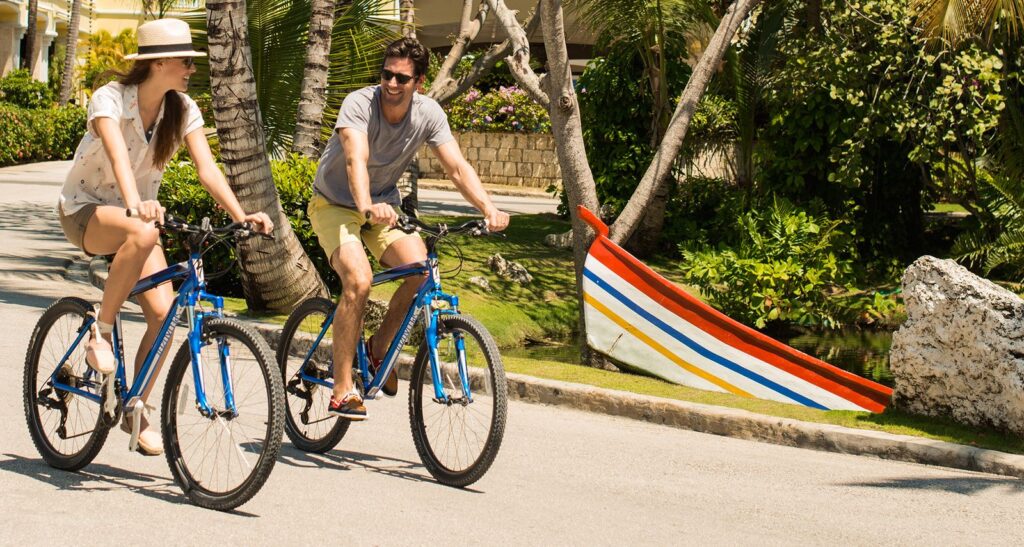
[124,18,206,61]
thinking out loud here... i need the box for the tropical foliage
[80,30,136,93]
[181,0,398,155]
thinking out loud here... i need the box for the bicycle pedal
[101,374,117,418]
[127,397,143,452]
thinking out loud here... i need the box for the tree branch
[609,0,763,245]
[430,4,542,105]
[486,0,549,108]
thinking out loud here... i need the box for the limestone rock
[468,276,491,291]
[544,229,573,249]
[890,255,1024,435]
[487,253,533,284]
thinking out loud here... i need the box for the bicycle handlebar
[126,208,274,241]
[394,215,504,239]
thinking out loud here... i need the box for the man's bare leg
[329,241,374,401]
[371,235,428,357]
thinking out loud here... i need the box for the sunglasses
[380,69,415,85]
[178,57,196,68]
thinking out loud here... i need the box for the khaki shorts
[307,193,417,264]
[59,203,98,255]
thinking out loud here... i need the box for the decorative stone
[468,276,491,291]
[890,255,1024,435]
[544,229,573,249]
[486,253,533,284]
[363,297,388,333]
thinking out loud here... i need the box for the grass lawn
[226,213,1024,456]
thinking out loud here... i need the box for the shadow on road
[0,453,260,515]
[843,476,1024,495]
[277,444,483,493]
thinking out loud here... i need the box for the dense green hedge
[0,104,86,166]
[159,154,335,296]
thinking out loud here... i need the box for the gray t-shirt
[313,85,454,209]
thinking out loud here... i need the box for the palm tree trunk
[292,0,338,158]
[401,0,416,39]
[22,0,38,72]
[58,0,82,105]
[206,0,329,312]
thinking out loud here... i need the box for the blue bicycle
[23,215,285,511]
[277,216,508,487]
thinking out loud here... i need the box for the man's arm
[341,127,396,225]
[433,140,510,231]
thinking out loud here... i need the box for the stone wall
[418,131,561,190]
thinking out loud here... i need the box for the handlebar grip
[126,208,138,217]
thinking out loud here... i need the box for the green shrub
[158,154,333,296]
[679,197,900,329]
[0,69,54,109]
[0,104,86,166]
[445,86,550,133]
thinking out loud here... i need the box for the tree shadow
[276,444,483,493]
[0,453,260,516]
[841,476,1024,496]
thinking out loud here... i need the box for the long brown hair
[116,59,185,169]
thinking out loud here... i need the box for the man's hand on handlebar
[362,203,398,227]
[483,207,510,232]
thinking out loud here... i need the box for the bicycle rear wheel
[277,297,350,453]
[409,314,507,487]
[162,318,284,511]
[23,297,112,470]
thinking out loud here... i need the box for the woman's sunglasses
[380,69,415,85]
[179,57,196,68]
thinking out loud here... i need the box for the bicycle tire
[409,314,507,487]
[277,297,350,453]
[162,318,284,511]
[23,297,112,471]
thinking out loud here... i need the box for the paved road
[1,177,1023,544]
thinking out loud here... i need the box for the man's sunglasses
[381,69,415,85]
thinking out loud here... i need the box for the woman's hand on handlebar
[242,211,274,234]
[129,200,165,224]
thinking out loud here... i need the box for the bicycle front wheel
[162,318,284,511]
[277,297,349,453]
[409,314,507,487]
[23,297,112,471]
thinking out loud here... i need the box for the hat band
[137,43,195,55]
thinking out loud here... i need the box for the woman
[58,18,273,456]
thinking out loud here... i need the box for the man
[309,37,510,420]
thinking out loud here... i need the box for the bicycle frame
[48,249,234,417]
[297,248,471,402]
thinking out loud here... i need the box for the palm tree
[912,0,1024,45]
[205,0,330,311]
[401,0,416,38]
[58,0,83,105]
[22,0,38,73]
[292,0,343,158]
[187,0,396,156]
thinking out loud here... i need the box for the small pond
[504,329,895,387]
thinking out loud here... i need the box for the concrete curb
[88,257,1024,479]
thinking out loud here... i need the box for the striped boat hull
[579,207,892,413]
